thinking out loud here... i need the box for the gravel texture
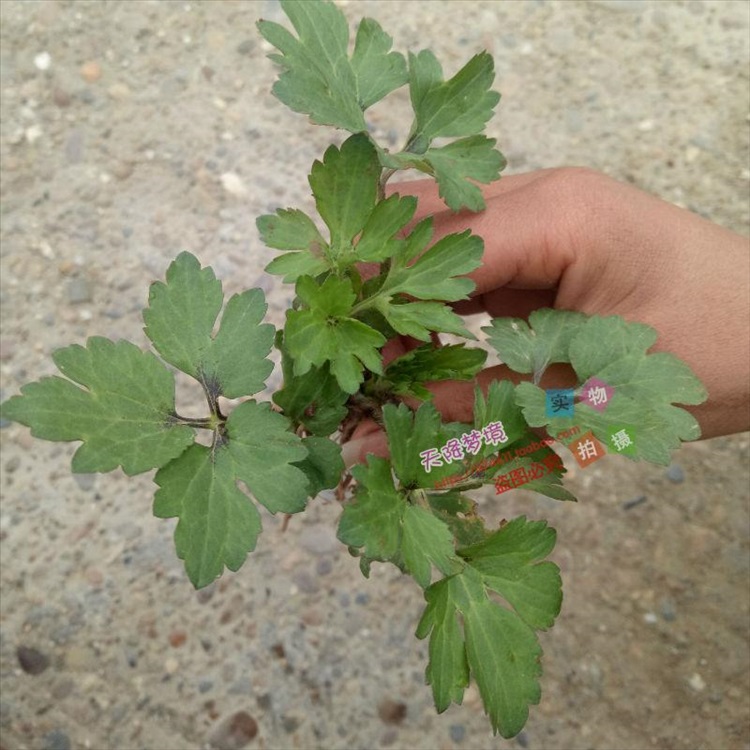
[1,2,749,749]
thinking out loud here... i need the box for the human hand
[343,167,750,466]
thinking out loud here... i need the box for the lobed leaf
[144,252,275,399]
[258,0,407,132]
[417,518,562,738]
[0,337,193,475]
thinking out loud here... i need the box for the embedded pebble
[73,473,97,491]
[299,524,340,556]
[449,724,466,744]
[688,673,706,692]
[666,464,685,483]
[208,710,259,750]
[377,698,407,725]
[34,52,52,71]
[220,172,248,197]
[80,61,102,82]
[17,645,50,674]
[67,277,92,304]
[41,730,71,750]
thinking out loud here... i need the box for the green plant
[0,0,707,738]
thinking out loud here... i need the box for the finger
[452,288,557,317]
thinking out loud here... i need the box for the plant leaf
[417,518,561,738]
[504,313,707,464]
[424,136,506,212]
[293,436,344,496]
[383,229,483,301]
[0,337,193,475]
[377,299,474,342]
[225,400,310,513]
[382,344,486,398]
[309,134,382,253]
[153,444,262,589]
[354,193,417,262]
[408,50,500,144]
[482,308,588,376]
[285,275,386,393]
[401,503,458,588]
[144,252,275,398]
[258,0,407,132]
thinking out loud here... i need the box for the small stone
[236,40,255,55]
[52,89,71,107]
[17,645,50,675]
[315,558,333,576]
[198,679,213,694]
[377,698,407,725]
[169,629,187,648]
[41,730,71,750]
[164,657,179,674]
[515,731,529,748]
[688,673,706,692]
[666,464,685,483]
[25,125,43,144]
[299,524,339,556]
[281,714,300,733]
[80,61,102,83]
[292,571,319,594]
[622,495,647,511]
[208,710,259,750]
[67,277,92,304]
[73,473,97,491]
[111,162,134,180]
[355,592,370,606]
[449,724,466,743]
[220,172,248,197]
[643,612,658,624]
[660,598,677,622]
[5,456,20,473]
[35,52,52,71]
[107,83,131,101]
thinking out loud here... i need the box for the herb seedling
[0,0,707,737]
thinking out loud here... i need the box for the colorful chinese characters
[568,431,605,467]
[580,377,614,411]
[545,388,574,417]
[419,421,509,473]
[494,452,564,494]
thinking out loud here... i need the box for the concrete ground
[1,1,748,749]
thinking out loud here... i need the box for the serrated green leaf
[351,17,409,108]
[337,456,402,561]
[408,50,500,145]
[382,344,486,398]
[143,252,223,379]
[258,0,407,132]
[265,251,329,282]
[425,136,506,212]
[285,275,386,393]
[483,308,588,376]
[309,134,382,253]
[338,455,459,587]
[144,252,275,398]
[224,400,310,513]
[427,491,489,547]
[354,193,417,262]
[502,312,707,463]
[153,444,262,588]
[0,337,193,475]
[377,300,474,342]
[459,517,562,629]
[568,315,657,381]
[273,358,348,436]
[383,229,483,301]
[415,575,470,711]
[294,436,344,496]
[417,518,561,738]
[463,590,542,738]
[257,208,326,252]
[209,289,275,399]
[401,504,458,587]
